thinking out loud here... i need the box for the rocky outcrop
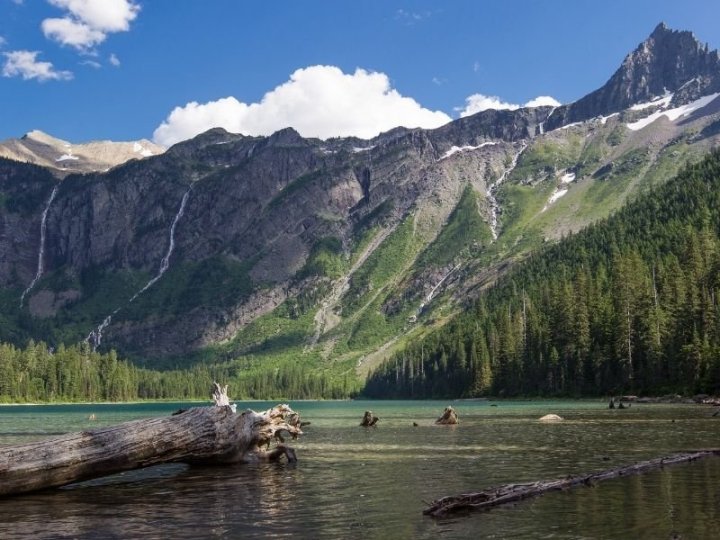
[547,23,720,129]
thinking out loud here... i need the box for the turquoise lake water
[0,399,718,539]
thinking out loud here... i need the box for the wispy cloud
[109,53,120,66]
[0,36,6,48]
[473,61,480,73]
[457,94,561,117]
[42,0,141,52]
[395,8,432,26]
[2,50,73,81]
[154,65,451,146]
[432,76,447,86]
[81,59,101,69]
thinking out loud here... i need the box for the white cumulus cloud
[153,65,452,147]
[524,95,562,108]
[2,50,73,81]
[42,17,105,49]
[42,0,140,51]
[458,93,561,117]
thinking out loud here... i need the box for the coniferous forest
[364,151,720,399]
[0,340,353,403]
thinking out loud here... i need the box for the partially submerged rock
[538,414,563,422]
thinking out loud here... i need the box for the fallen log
[424,450,720,518]
[0,383,302,497]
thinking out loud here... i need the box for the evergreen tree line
[364,150,720,398]
[0,341,353,403]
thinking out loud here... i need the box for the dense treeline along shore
[365,151,720,399]
[0,341,354,403]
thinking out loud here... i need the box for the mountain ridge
[0,23,719,390]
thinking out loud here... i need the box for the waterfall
[87,189,191,350]
[417,263,461,315]
[130,189,191,301]
[487,144,527,240]
[538,107,557,136]
[20,185,59,307]
[86,309,119,350]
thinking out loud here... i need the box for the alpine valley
[2,23,720,400]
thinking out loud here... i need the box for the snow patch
[542,187,569,212]
[560,172,575,184]
[133,141,154,157]
[439,141,497,161]
[626,93,720,131]
[560,121,582,130]
[56,153,79,162]
[599,113,619,125]
[352,146,375,153]
[630,92,673,111]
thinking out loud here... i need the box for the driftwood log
[435,406,458,425]
[424,450,720,518]
[360,411,379,427]
[0,383,302,497]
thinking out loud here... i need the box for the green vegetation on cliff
[364,150,720,398]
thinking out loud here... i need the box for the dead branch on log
[0,386,302,497]
[435,406,458,425]
[424,451,720,518]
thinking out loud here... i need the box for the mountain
[1,24,719,394]
[0,130,165,174]
[365,149,720,398]
[547,22,720,129]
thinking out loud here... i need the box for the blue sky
[1,0,719,145]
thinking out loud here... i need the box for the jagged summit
[547,23,720,128]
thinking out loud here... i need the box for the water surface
[0,400,718,539]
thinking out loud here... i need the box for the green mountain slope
[364,150,720,398]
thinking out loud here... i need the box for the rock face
[0,130,165,174]
[1,24,720,366]
[548,23,720,128]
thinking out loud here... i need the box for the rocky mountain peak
[547,23,720,128]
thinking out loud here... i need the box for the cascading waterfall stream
[486,143,527,240]
[538,107,557,135]
[20,185,59,307]
[87,189,191,350]
[417,263,461,315]
[129,189,190,302]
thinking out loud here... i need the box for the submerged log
[435,406,458,425]
[0,383,302,497]
[424,450,720,518]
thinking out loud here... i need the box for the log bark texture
[0,402,302,497]
[424,450,720,518]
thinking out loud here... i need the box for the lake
[0,400,718,539]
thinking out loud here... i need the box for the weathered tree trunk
[0,385,302,497]
[424,451,720,517]
[360,411,379,427]
[435,406,458,425]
